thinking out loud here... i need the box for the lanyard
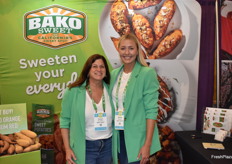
[115,71,131,111]
[87,85,105,113]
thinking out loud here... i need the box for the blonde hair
[118,33,148,67]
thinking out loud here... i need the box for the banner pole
[215,0,220,108]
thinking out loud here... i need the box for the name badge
[115,110,124,130]
[94,112,107,131]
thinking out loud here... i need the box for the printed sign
[0,103,27,134]
[203,107,232,137]
[24,5,87,49]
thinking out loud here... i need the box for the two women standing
[60,33,161,164]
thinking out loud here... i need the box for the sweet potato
[15,144,23,154]
[14,134,20,140]
[20,130,37,138]
[7,134,15,142]
[23,143,41,152]
[16,139,31,147]
[132,13,155,50]
[2,140,10,153]
[153,0,176,40]
[0,140,4,146]
[30,143,41,151]
[34,137,39,144]
[23,146,31,153]
[7,144,15,154]
[15,132,34,145]
[149,29,182,59]
[110,0,131,36]
[0,134,15,143]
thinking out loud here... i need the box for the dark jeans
[86,137,112,164]
[118,131,140,164]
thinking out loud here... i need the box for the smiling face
[89,59,106,82]
[118,38,138,67]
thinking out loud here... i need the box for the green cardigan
[60,82,114,164]
[110,62,161,163]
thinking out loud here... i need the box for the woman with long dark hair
[60,54,114,164]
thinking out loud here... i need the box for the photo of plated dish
[149,61,190,124]
[221,0,232,18]
[99,0,190,64]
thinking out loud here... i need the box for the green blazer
[110,62,161,163]
[60,82,114,164]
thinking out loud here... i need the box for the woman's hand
[61,128,76,164]
[65,148,77,164]
[137,119,156,163]
[137,144,150,164]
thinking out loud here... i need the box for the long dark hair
[68,54,110,89]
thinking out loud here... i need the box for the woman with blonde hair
[110,33,161,164]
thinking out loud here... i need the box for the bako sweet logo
[24,5,87,49]
[36,108,50,118]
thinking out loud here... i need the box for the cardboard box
[0,150,41,164]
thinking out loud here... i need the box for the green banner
[0,0,110,115]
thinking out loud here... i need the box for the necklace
[87,85,105,113]
[115,71,131,111]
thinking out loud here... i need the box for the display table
[175,131,232,164]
